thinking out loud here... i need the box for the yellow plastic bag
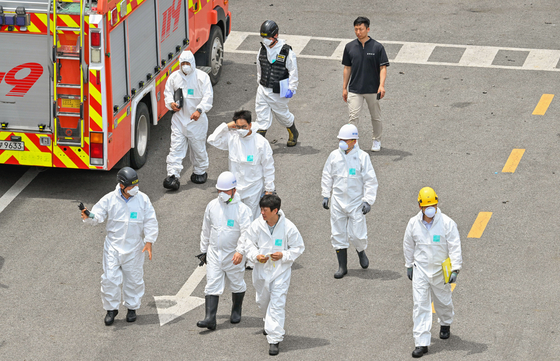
[442,258,452,284]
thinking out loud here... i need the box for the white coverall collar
[416,208,441,227]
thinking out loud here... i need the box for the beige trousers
[347,92,382,141]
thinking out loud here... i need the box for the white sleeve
[142,197,159,244]
[446,220,463,271]
[207,122,230,150]
[281,222,305,262]
[83,196,109,225]
[262,141,275,192]
[235,205,253,254]
[164,73,178,111]
[200,204,212,253]
[361,155,378,206]
[403,221,415,268]
[286,49,298,92]
[321,153,334,198]
[196,73,214,113]
[243,221,260,263]
[256,52,261,83]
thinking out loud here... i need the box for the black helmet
[260,20,278,38]
[117,167,139,187]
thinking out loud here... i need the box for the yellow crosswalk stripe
[467,212,493,238]
[502,149,525,173]
[532,94,554,115]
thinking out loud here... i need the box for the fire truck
[0,0,230,169]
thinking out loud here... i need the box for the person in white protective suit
[196,171,253,330]
[207,109,276,221]
[163,50,213,190]
[242,194,305,356]
[403,187,463,358]
[81,167,158,326]
[321,124,378,279]
[254,20,300,147]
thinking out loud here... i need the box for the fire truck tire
[130,102,150,169]
[208,25,224,85]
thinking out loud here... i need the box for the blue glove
[322,197,329,210]
[362,202,371,214]
[449,271,458,284]
[407,267,413,281]
[285,89,294,98]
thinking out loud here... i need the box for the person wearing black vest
[254,20,300,147]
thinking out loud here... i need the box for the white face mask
[182,64,193,75]
[424,206,436,218]
[237,129,250,137]
[262,38,273,46]
[219,192,232,203]
[339,140,349,151]
[127,186,139,196]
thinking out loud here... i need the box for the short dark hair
[259,194,281,213]
[353,16,370,28]
[233,110,252,124]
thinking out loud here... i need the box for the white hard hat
[337,124,359,140]
[216,171,237,191]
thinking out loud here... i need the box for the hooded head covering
[179,50,196,68]
[178,50,201,95]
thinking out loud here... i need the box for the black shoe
[126,309,136,323]
[269,343,279,356]
[257,129,267,138]
[263,329,268,336]
[197,295,219,330]
[163,175,180,190]
[104,310,118,326]
[357,250,369,269]
[334,248,348,279]
[191,172,208,184]
[230,292,245,324]
[440,325,450,339]
[412,346,428,358]
[287,123,299,147]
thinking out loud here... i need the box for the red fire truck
[0,0,230,169]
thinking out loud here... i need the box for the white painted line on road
[154,264,207,326]
[394,42,436,63]
[0,168,40,215]
[227,31,560,71]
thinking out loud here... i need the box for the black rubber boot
[357,250,369,269]
[269,343,280,356]
[286,122,299,147]
[230,292,245,324]
[104,310,118,326]
[256,129,267,137]
[440,325,450,339]
[197,295,219,330]
[163,175,180,190]
[412,346,428,358]
[191,172,208,184]
[126,309,136,322]
[334,249,348,279]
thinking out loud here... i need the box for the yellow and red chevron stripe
[53,141,91,169]
[108,0,146,28]
[0,132,52,167]
[0,13,85,35]
[89,69,103,132]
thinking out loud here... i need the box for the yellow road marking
[502,149,525,173]
[432,283,456,313]
[467,212,492,238]
[532,94,554,115]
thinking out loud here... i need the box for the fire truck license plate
[0,141,24,151]
[61,99,80,108]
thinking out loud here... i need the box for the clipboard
[174,88,183,109]
[442,257,452,284]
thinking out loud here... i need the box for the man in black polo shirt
[342,16,389,152]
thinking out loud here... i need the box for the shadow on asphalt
[199,315,264,333]
[345,268,402,281]
[281,334,330,352]
[428,334,489,356]
[370,147,413,162]
[270,144,321,156]
[0,256,6,288]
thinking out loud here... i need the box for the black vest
[259,43,291,93]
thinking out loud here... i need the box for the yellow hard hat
[418,187,438,206]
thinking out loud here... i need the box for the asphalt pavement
[1,1,560,360]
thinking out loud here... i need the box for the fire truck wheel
[208,26,224,85]
[130,102,150,169]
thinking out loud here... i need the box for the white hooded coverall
[321,145,378,251]
[403,209,463,347]
[243,210,305,344]
[84,185,159,310]
[254,39,298,131]
[200,192,253,295]
[164,51,213,178]
[207,123,275,220]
